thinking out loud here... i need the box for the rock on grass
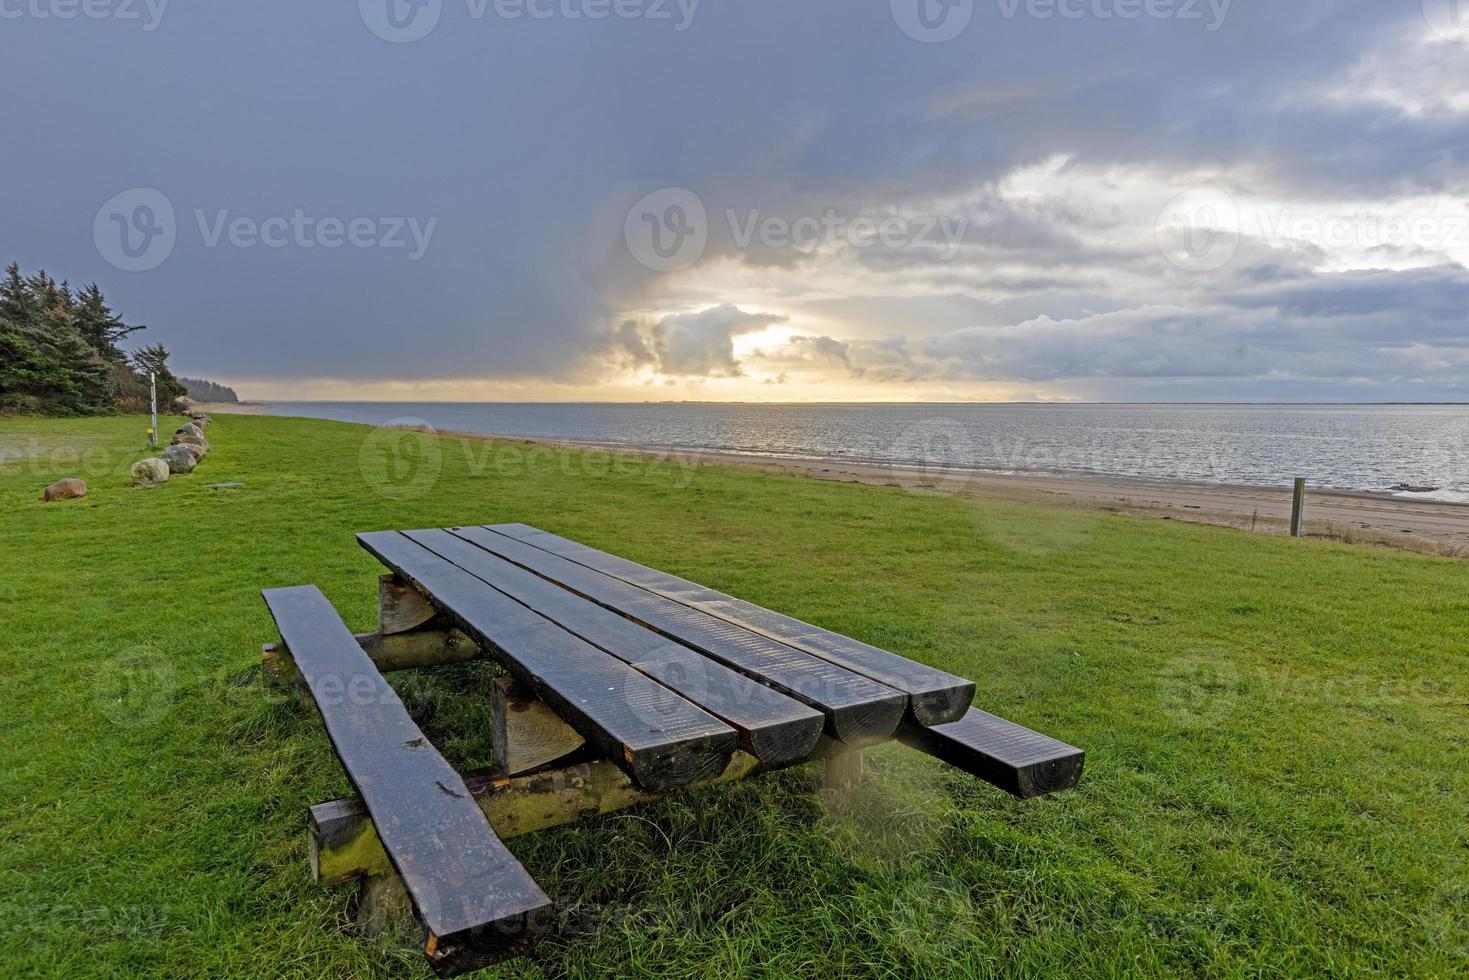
[131,458,170,486]
[42,478,87,502]
[163,445,198,474]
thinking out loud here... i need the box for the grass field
[1,412,1466,978]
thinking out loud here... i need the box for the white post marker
[149,371,158,448]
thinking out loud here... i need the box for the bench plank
[487,523,974,726]
[448,526,905,743]
[403,528,824,767]
[260,585,549,975]
[358,531,737,792]
[898,708,1085,799]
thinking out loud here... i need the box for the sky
[4,0,1469,403]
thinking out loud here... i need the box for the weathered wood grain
[261,585,550,974]
[495,677,587,776]
[898,708,1085,799]
[403,528,823,768]
[489,523,974,726]
[379,573,441,635]
[357,531,737,792]
[450,526,905,743]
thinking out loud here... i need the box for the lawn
[1,412,1465,978]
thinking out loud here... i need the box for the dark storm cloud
[2,1,1466,396]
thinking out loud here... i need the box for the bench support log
[312,751,760,885]
[263,628,480,689]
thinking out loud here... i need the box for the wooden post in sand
[1290,478,1306,538]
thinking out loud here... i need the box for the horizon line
[241,399,1469,407]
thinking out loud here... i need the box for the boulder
[171,432,210,452]
[189,408,211,423]
[193,415,212,429]
[131,458,170,486]
[178,442,207,462]
[176,422,204,438]
[42,478,87,502]
[162,444,198,474]
[174,395,196,412]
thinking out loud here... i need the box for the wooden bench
[262,524,1085,975]
[261,586,551,976]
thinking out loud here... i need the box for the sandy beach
[195,401,268,415]
[481,435,1469,555]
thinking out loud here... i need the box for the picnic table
[261,523,1084,976]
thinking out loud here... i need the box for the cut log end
[907,680,977,728]
[626,730,739,793]
[745,711,826,769]
[378,573,441,635]
[1013,751,1086,799]
[827,693,906,745]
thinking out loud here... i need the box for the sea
[263,402,1469,503]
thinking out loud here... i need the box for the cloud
[636,305,787,378]
[763,265,1469,392]
[9,1,1469,399]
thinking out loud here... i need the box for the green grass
[1,413,1466,978]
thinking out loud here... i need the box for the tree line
[0,262,208,416]
[179,377,238,403]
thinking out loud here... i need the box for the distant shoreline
[194,401,268,415]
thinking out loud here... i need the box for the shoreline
[455,432,1469,556]
[234,402,1469,555]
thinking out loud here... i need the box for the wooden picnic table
[262,523,1084,976]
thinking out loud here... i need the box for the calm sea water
[265,402,1469,501]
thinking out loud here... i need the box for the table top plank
[358,531,736,792]
[450,526,905,743]
[404,528,824,768]
[260,585,549,971]
[898,708,1085,799]
[487,523,974,727]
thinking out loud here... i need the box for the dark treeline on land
[180,377,239,403]
[0,262,228,416]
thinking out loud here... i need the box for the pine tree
[129,343,187,408]
[73,282,144,363]
[0,263,145,415]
